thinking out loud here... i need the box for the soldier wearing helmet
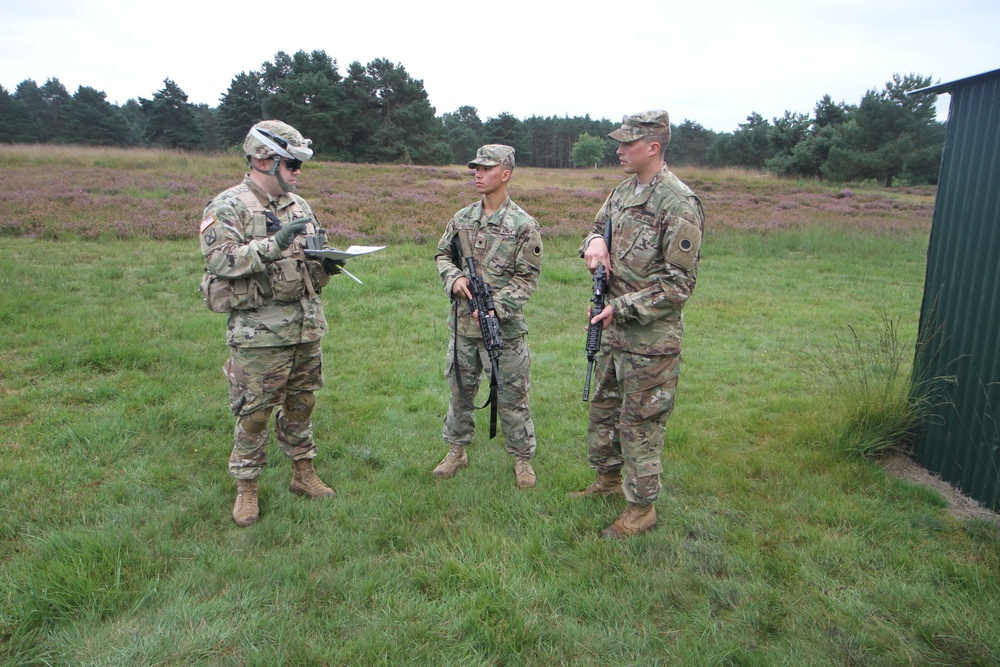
[198,120,344,527]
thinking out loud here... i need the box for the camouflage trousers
[587,346,681,505]
[443,332,536,458]
[224,340,324,480]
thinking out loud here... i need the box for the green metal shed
[910,68,1000,511]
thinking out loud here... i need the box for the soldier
[570,111,704,538]
[199,120,343,527]
[433,144,543,488]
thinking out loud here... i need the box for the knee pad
[240,408,273,435]
[284,391,315,422]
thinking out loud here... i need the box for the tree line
[0,49,944,186]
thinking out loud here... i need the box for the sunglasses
[281,158,303,171]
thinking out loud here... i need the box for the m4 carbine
[449,233,504,438]
[583,215,612,401]
[465,255,504,397]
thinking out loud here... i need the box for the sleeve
[200,198,283,280]
[434,218,464,298]
[609,198,704,325]
[492,223,543,320]
[579,192,614,257]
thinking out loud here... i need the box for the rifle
[450,234,504,437]
[583,215,613,401]
[465,255,505,397]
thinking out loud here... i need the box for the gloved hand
[322,258,346,275]
[273,219,310,249]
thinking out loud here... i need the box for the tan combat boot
[600,503,658,538]
[432,445,468,478]
[290,459,337,499]
[514,456,536,489]
[567,470,624,497]
[232,479,259,527]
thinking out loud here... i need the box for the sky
[1,0,998,133]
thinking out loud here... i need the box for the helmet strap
[247,156,294,192]
[275,167,296,193]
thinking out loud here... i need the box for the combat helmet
[244,120,313,192]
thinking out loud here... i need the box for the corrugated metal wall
[914,71,1000,511]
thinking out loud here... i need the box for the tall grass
[806,315,955,458]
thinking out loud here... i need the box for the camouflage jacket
[580,163,704,356]
[199,175,329,348]
[435,196,543,339]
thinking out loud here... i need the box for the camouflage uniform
[581,114,704,506]
[435,174,543,459]
[200,175,333,480]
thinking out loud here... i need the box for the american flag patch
[199,215,215,233]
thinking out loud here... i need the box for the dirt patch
[884,450,1000,526]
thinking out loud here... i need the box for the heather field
[2,146,999,666]
[0,144,935,242]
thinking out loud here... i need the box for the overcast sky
[2,0,997,133]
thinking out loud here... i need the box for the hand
[321,258,345,275]
[589,304,614,330]
[471,309,499,326]
[273,220,309,249]
[452,275,473,300]
[584,237,612,276]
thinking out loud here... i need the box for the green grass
[1,224,998,666]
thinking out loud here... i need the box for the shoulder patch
[199,215,215,233]
[666,219,702,271]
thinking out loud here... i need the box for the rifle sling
[452,300,499,438]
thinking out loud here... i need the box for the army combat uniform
[435,195,543,460]
[200,175,333,479]
[581,161,704,506]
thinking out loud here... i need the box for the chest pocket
[482,229,518,278]
[616,209,662,271]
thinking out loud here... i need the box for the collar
[478,195,512,226]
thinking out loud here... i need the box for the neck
[249,170,282,199]
[637,159,665,186]
[482,189,507,216]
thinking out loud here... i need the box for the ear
[645,140,661,157]
[501,168,512,183]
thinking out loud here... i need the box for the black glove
[273,220,309,249]
[321,258,346,275]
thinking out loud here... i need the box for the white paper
[304,245,386,261]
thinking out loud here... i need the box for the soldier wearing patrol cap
[433,144,544,489]
[198,120,344,527]
[570,110,705,538]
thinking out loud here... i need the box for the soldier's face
[616,139,657,175]
[474,165,509,196]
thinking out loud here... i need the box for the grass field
[1,146,998,666]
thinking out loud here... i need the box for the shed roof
[909,67,1000,95]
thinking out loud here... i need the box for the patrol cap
[608,110,671,145]
[468,144,515,170]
